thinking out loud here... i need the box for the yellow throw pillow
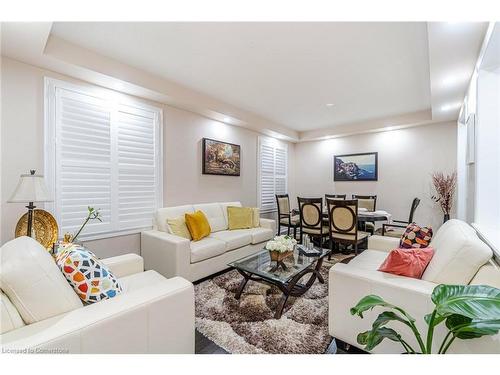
[185,210,211,241]
[250,207,260,227]
[227,206,253,230]
[167,217,192,240]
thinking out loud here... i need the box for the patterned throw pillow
[400,223,433,249]
[55,245,122,303]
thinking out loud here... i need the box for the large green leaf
[446,314,500,340]
[357,327,402,351]
[351,295,391,318]
[431,284,500,320]
[424,312,446,326]
[372,311,412,329]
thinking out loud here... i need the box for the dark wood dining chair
[297,197,329,246]
[326,198,370,257]
[276,194,299,238]
[351,194,377,234]
[382,198,421,237]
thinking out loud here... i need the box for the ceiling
[50,22,433,132]
[1,22,488,140]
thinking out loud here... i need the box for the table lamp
[8,170,53,237]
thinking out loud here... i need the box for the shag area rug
[195,253,352,354]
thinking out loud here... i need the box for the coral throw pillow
[378,247,434,279]
[400,223,433,248]
[185,210,211,241]
[55,245,123,303]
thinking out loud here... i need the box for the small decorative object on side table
[265,235,297,271]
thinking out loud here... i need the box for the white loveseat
[141,201,275,282]
[0,236,195,354]
[329,219,500,354]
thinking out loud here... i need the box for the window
[45,78,162,240]
[258,136,288,213]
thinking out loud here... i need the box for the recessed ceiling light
[223,117,231,122]
[326,103,335,107]
[441,102,462,111]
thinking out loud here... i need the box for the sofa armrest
[367,235,400,252]
[141,230,191,280]
[101,253,144,278]
[329,263,437,353]
[260,218,276,234]
[0,275,195,354]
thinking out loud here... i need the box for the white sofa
[329,219,500,354]
[0,236,195,354]
[141,201,275,282]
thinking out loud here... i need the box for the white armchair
[329,220,500,354]
[0,236,195,354]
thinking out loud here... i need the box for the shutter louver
[117,105,158,230]
[49,80,162,240]
[56,89,113,236]
[258,138,288,213]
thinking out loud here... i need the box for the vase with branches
[431,171,457,223]
[65,206,102,243]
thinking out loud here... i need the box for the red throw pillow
[378,247,434,279]
[400,223,433,248]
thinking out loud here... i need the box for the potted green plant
[350,284,500,353]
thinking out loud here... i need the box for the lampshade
[8,172,52,203]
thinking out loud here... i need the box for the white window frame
[44,77,163,241]
[257,136,288,214]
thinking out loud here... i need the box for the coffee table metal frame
[229,247,331,319]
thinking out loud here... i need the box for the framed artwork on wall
[334,152,378,181]
[202,138,241,176]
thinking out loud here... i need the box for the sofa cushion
[422,219,493,284]
[157,205,194,232]
[220,201,242,228]
[378,247,434,279]
[185,210,212,241]
[0,236,83,324]
[190,237,226,263]
[193,203,227,232]
[166,217,192,240]
[347,249,388,271]
[227,206,253,230]
[1,291,25,334]
[209,230,252,251]
[120,270,167,293]
[55,245,123,303]
[247,227,274,244]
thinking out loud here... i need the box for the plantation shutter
[258,137,288,213]
[48,79,162,239]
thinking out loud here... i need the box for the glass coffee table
[228,246,331,319]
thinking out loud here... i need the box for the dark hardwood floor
[196,330,229,354]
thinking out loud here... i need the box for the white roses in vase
[265,235,297,253]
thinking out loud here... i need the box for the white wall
[293,122,457,231]
[0,57,295,258]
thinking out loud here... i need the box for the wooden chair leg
[287,226,290,236]
[293,226,297,240]
[354,242,358,256]
[277,223,281,236]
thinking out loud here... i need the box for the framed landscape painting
[202,138,241,176]
[334,152,378,181]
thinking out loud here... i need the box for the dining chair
[382,197,421,237]
[351,194,377,234]
[276,194,300,238]
[297,197,329,245]
[326,198,370,257]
